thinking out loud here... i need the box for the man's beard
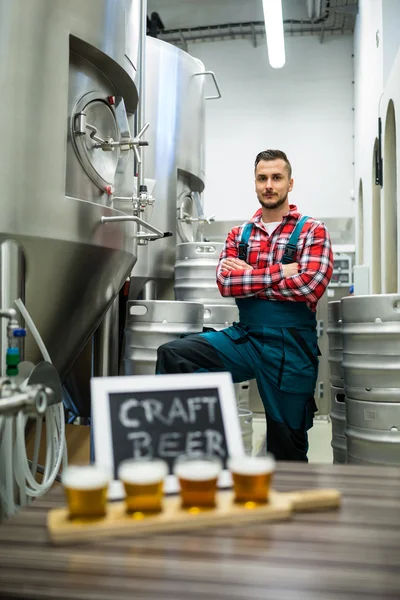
[258,193,288,210]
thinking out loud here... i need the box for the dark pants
[156,324,318,461]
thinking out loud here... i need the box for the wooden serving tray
[47,488,341,544]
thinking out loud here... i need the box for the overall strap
[238,222,253,261]
[281,215,309,264]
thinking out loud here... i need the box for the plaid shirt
[216,205,333,313]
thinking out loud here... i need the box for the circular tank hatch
[71,93,120,190]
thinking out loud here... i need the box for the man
[157,149,333,461]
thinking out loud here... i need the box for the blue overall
[156,216,319,461]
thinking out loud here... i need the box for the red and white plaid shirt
[216,205,333,313]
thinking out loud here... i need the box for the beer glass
[228,455,276,505]
[62,465,110,519]
[118,459,168,514]
[174,455,222,510]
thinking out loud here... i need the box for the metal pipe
[100,215,164,237]
[0,309,17,320]
[92,296,119,378]
[1,241,25,376]
[141,280,157,301]
[136,122,150,141]
[0,387,49,417]
[137,0,148,188]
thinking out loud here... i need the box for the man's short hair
[254,150,292,178]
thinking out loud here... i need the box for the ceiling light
[262,0,286,69]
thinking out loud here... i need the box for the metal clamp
[193,71,222,100]
[112,193,154,215]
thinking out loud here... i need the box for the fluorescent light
[262,0,286,68]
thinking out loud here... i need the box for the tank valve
[0,310,26,377]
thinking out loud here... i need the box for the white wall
[187,35,354,222]
[354,0,400,293]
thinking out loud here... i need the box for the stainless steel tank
[345,397,400,465]
[124,300,204,375]
[0,0,141,379]
[330,386,347,464]
[129,37,207,299]
[174,242,234,304]
[341,294,400,401]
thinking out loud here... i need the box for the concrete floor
[252,414,333,463]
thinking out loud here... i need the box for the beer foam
[62,466,110,490]
[228,456,276,476]
[118,460,168,485]
[174,460,221,481]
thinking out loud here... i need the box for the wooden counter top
[1,462,400,599]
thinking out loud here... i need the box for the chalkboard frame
[91,372,244,498]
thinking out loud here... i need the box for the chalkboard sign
[91,372,244,497]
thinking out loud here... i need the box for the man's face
[255,159,294,210]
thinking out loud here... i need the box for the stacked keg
[174,242,234,306]
[341,294,400,465]
[174,241,253,455]
[327,301,347,463]
[124,301,204,376]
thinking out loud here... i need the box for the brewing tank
[0,0,141,378]
[129,37,207,298]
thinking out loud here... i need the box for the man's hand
[282,262,299,277]
[221,258,254,271]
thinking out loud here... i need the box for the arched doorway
[372,139,382,294]
[383,100,398,292]
[357,179,364,264]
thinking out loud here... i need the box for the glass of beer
[118,459,168,514]
[62,465,110,519]
[228,455,276,505]
[174,455,222,510]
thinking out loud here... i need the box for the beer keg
[327,301,344,389]
[327,301,346,463]
[330,386,347,464]
[341,294,400,402]
[174,242,235,305]
[341,294,400,465]
[345,397,400,465]
[124,300,204,376]
[203,304,239,330]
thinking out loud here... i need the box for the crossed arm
[216,223,333,303]
[222,256,299,278]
